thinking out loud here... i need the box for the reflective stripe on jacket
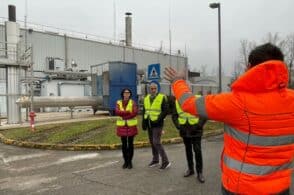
[172,60,294,194]
[144,93,165,121]
[116,100,138,126]
[175,96,200,125]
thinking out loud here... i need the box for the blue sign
[147,63,160,80]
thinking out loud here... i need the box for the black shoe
[159,162,171,170]
[184,169,195,177]
[197,173,205,183]
[122,162,128,169]
[128,162,133,169]
[148,161,159,167]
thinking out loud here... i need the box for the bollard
[29,111,36,131]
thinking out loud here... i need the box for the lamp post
[209,2,222,93]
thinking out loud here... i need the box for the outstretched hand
[164,67,186,82]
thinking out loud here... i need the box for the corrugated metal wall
[0,24,187,78]
[0,25,5,71]
[21,30,65,71]
[0,81,6,114]
[67,37,186,75]
[0,25,4,42]
[68,38,123,70]
[0,26,6,80]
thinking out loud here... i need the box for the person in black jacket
[142,82,171,170]
[171,95,207,183]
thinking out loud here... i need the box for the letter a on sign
[147,63,160,80]
[150,67,158,78]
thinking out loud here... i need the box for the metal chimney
[125,12,132,47]
[5,5,21,124]
[8,5,16,22]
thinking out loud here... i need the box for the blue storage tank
[94,61,137,115]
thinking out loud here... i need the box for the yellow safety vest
[116,100,138,127]
[144,93,165,121]
[175,95,200,125]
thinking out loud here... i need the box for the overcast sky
[1,0,294,76]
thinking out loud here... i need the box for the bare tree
[232,39,255,80]
[284,34,294,87]
[210,67,217,77]
[229,60,244,87]
[232,61,243,79]
[233,33,293,88]
[239,40,249,67]
[239,39,256,68]
[263,32,286,50]
[200,65,208,77]
[262,32,294,87]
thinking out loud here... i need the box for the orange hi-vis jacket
[172,60,294,195]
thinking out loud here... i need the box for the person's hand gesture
[164,66,186,82]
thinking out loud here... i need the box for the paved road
[0,135,293,195]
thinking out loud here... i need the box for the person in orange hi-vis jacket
[164,43,294,195]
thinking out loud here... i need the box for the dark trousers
[221,185,290,195]
[183,136,203,174]
[121,136,134,164]
[148,127,169,164]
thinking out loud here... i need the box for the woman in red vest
[115,88,138,169]
[164,43,294,195]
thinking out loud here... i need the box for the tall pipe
[5,5,21,124]
[8,5,16,22]
[125,12,132,47]
[64,34,68,70]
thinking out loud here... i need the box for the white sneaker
[159,162,171,170]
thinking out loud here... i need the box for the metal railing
[0,41,32,67]
[0,17,186,57]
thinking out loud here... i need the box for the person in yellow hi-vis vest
[115,88,138,169]
[171,95,207,183]
[142,82,171,170]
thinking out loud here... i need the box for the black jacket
[171,96,206,137]
[142,93,168,130]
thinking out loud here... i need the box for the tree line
[231,33,294,88]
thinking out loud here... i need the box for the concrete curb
[0,129,223,151]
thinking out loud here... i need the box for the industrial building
[0,5,190,124]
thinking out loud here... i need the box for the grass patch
[1,116,223,145]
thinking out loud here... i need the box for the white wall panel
[19,30,65,71]
[67,38,123,70]
[1,26,187,76]
[29,31,187,75]
[0,68,5,80]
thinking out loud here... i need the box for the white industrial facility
[0,5,194,124]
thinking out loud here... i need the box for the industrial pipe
[16,96,102,108]
[8,5,16,22]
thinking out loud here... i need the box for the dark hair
[248,43,284,68]
[120,88,132,99]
